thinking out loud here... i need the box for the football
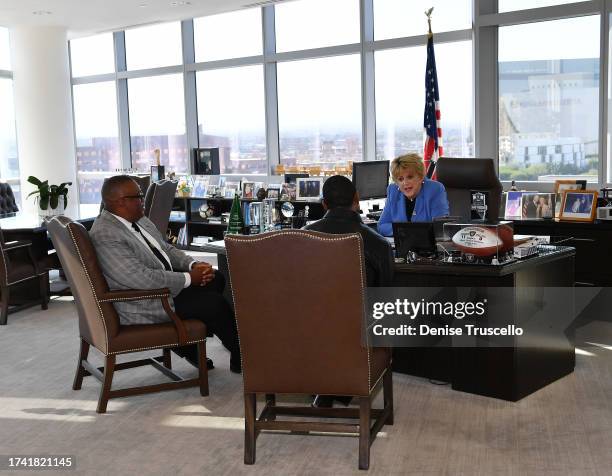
[451,226,504,257]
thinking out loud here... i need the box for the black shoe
[184,355,214,370]
[312,395,334,408]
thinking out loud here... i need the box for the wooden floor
[0,300,611,475]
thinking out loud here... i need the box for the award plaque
[280,201,294,229]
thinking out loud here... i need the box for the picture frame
[296,177,323,201]
[520,193,555,219]
[559,190,598,222]
[192,176,210,198]
[266,185,280,200]
[242,181,255,199]
[280,183,296,201]
[504,191,523,219]
[554,179,587,217]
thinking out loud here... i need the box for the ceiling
[0,0,289,39]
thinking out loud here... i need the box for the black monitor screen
[392,222,436,257]
[352,160,390,200]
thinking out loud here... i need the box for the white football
[451,226,503,257]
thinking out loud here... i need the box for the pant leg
[173,272,240,360]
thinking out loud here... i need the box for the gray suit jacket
[90,210,193,325]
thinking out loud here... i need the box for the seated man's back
[304,175,394,287]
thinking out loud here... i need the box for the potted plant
[27,176,72,218]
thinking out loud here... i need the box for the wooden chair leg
[197,342,209,397]
[73,339,90,390]
[383,368,394,425]
[358,396,371,470]
[39,274,48,310]
[97,355,116,414]
[162,348,172,369]
[0,286,9,325]
[265,394,276,420]
[244,393,257,465]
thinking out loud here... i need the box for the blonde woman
[377,153,449,237]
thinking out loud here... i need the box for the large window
[498,16,600,182]
[277,54,362,168]
[128,74,188,173]
[374,0,471,40]
[275,0,360,52]
[125,22,182,70]
[375,41,474,161]
[73,82,121,204]
[196,66,266,175]
[194,8,262,62]
[0,79,19,179]
[498,0,590,13]
[70,33,115,77]
[0,27,10,70]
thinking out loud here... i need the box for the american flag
[423,33,442,178]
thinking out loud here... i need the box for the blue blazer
[377,179,450,237]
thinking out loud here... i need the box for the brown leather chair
[47,216,208,413]
[144,179,178,235]
[0,227,49,325]
[225,230,393,470]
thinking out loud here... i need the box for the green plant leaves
[27,176,71,210]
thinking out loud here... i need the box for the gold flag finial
[425,7,434,37]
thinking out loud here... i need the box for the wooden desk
[392,246,576,401]
[199,238,576,401]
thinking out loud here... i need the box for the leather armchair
[47,216,208,413]
[0,228,49,325]
[225,230,393,470]
[0,182,19,216]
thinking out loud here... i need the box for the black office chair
[144,180,178,235]
[436,158,502,222]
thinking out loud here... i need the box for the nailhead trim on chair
[225,231,372,392]
[107,338,206,356]
[67,224,110,354]
[99,293,170,303]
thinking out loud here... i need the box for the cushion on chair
[0,183,19,215]
[108,319,206,354]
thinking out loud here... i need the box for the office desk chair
[436,158,502,221]
[225,230,393,470]
[144,179,178,235]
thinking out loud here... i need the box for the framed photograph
[560,190,598,222]
[504,191,523,219]
[242,181,255,199]
[192,176,210,198]
[554,180,587,217]
[521,193,555,219]
[266,185,280,200]
[296,177,323,200]
[281,183,296,201]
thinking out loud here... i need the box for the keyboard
[366,210,383,220]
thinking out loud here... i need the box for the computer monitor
[392,222,436,257]
[352,160,390,200]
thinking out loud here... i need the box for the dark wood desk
[392,246,575,401]
[200,239,576,401]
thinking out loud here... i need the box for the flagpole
[424,7,437,179]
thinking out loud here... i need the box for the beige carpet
[0,299,611,476]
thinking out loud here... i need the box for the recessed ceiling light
[32,10,53,15]
[170,1,191,6]
[138,3,148,7]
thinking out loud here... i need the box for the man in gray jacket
[90,175,240,373]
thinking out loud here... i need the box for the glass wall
[128,74,188,173]
[125,22,183,70]
[0,28,20,206]
[72,82,120,204]
[277,55,362,168]
[498,16,600,182]
[196,66,266,174]
[375,41,474,161]
[70,33,115,77]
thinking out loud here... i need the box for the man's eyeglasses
[122,193,145,200]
